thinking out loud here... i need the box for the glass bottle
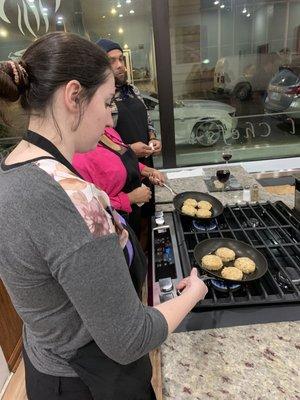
[243,185,251,202]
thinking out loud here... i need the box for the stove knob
[159,277,173,293]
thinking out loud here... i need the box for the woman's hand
[148,169,165,186]
[176,268,208,300]
[128,186,152,204]
[149,139,162,155]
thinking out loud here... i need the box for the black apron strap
[23,130,84,179]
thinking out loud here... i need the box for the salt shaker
[243,185,251,202]
[251,184,259,202]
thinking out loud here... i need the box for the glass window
[0,0,158,157]
[169,0,300,167]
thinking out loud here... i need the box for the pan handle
[199,274,213,281]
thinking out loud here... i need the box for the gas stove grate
[175,201,300,310]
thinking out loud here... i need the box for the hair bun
[0,60,29,102]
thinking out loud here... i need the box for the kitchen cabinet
[0,280,22,372]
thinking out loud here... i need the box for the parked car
[214,54,282,101]
[142,94,237,147]
[264,65,300,124]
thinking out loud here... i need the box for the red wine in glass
[222,153,232,163]
[216,169,230,183]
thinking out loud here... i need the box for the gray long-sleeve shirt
[0,161,168,377]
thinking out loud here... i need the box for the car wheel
[191,120,222,147]
[234,83,252,101]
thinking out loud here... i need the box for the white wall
[0,347,9,393]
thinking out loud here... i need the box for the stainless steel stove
[151,201,300,331]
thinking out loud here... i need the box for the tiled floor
[2,360,26,400]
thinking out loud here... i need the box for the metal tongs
[152,176,178,196]
[161,182,178,196]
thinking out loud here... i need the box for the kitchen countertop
[161,321,300,400]
[155,166,298,399]
[155,165,295,211]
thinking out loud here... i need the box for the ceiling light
[220,4,225,8]
[242,7,247,13]
[57,16,64,20]
[214,0,219,4]
[126,0,131,3]
[0,28,8,37]
[108,33,111,36]
[119,14,123,17]
[102,15,106,18]
[246,13,251,17]
[124,43,129,49]
[202,59,210,64]
[117,2,121,8]
[129,9,135,14]
[111,7,117,15]
[118,27,124,34]
[27,0,35,3]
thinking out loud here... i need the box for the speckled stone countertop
[155,166,298,399]
[161,321,300,400]
[155,165,295,211]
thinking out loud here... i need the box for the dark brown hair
[0,32,112,129]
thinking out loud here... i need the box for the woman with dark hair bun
[0,32,207,400]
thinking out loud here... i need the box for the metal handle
[162,183,177,196]
[199,274,213,281]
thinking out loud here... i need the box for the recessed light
[111,7,116,15]
[126,0,131,3]
[129,9,135,14]
[0,28,8,37]
[214,0,219,4]
[119,14,123,17]
[118,27,124,34]
[220,4,225,8]
[102,15,106,18]
[246,13,251,17]
[242,7,247,13]
[117,3,121,8]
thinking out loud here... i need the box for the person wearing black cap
[96,38,162,161]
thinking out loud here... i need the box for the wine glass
[221,145,232,188]
[216,168,230,204]
[222,146,232,164]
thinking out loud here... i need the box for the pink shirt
[73,128,145,213]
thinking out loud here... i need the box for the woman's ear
[64,80,81,112]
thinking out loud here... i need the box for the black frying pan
[173,191,224,221]
[193,238,268,283]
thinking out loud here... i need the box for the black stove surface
[175,201,300,311]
